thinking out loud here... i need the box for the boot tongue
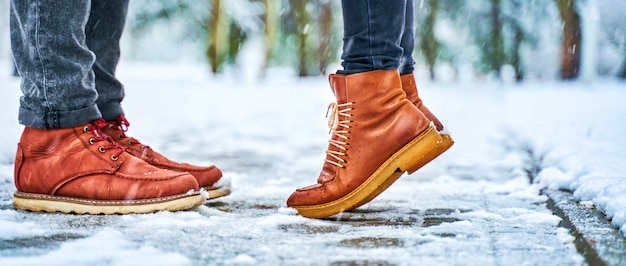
[317,163,337,183]
[316,74,349,184]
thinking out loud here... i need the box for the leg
[399,0,416,75]
[86,1,229,199]
[337,0,406,74]
[10,0,203,213]
[85,0,129,121]
[287,0,453,218]
[396,0,446,131]
[11,0,100,129]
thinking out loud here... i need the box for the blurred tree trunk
[555,0,581,80]
[262,0,279,77]
[227,23,245,64]
[419,0,439,80]
[207,0,228,73]
[291,0,310,77]
[512,27,524,81]
[619,36,626,79]
[317,0,333,74]
[489,0,505,76]
[508,0,525,82]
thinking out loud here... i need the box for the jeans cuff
[98,101,124,122]
[18,105,102,129]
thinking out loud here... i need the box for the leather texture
[400,73,444,131]
[287,70,430,207]
[13,120,199,200]
[103,117,224,190]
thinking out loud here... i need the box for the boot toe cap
[286,183,331,207]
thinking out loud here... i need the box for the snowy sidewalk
[1,63,625,265]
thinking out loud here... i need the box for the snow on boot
[13,119,204,214]
[400,73,446,131]
[286,70,452,218]
[103,116,230,199]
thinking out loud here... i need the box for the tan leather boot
[286,70,452,218]
[103,116,230,199]
[400,73,444,131]
[351,73,455,209]
[13,119,204,214]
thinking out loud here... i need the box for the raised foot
[292,126,454,218]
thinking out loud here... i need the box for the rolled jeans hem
[337,65,399,75]
[98,101,124,121]
[18,105,102,129]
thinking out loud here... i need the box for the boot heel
[347,126,454,211]
[398,126,454,175]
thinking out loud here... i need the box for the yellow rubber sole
[351,131,454,209]
[13,191,205,214]
[292,126,453,218]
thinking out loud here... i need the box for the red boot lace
[113,116,151,158]
[112,115,131,139]
[86,118,127,161]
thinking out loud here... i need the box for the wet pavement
[1,69,624,265]
[0,146,588,265]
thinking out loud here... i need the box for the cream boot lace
[325,102,354,168]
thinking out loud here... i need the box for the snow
[0,61,623,264]
[1,227,193,266]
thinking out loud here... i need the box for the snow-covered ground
[0,62,624,265]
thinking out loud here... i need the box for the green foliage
[418,0,440,80]
[128,0,617,80]
[129,0,339,77]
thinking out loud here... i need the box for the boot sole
[205,187,232,200]
[12,191,205,214]
[203,176,232,200]
[292,126,453,218]
[350,131,454,209]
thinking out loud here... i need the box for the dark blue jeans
[338,0,415,75]
[10,0,128,129]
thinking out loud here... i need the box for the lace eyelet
[83,126,90,133]
[99,146,105,153]
[111,155,118,161]
[118,134,124,140]
[108,124,115,129]
[128,140,133,145]
[89,138,95,145]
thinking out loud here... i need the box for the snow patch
[0,228,192,265]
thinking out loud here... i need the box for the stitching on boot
[14,191,201,205]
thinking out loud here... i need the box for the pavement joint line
[520,138,625,265]
[543,189,626,266]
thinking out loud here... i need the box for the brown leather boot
[286,70,452,218]
[350,73,455,209]
[102,116,230,199]
[400,73,445,131]
[13,119,204,214]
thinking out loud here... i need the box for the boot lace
[111,116,151,158]
[84,118,127,161]
[325,102,354,168]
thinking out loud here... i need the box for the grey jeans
[10,0,129,129]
